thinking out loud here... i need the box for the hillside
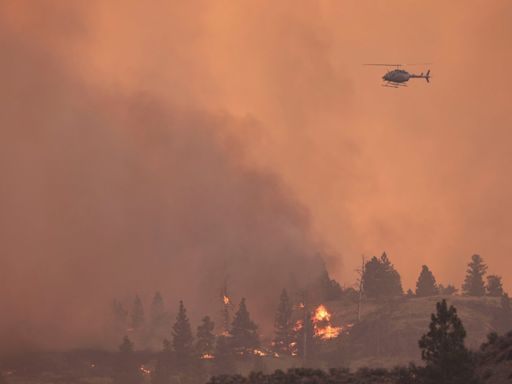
[321,295,510,369]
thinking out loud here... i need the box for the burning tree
[312,304,342,340]
[273,289,294,356]
[230,298,260,358]
[113,336,143,384]
[220,282,233,335]
[197,316,216,359]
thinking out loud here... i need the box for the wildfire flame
[201,353,215,360]
[223,295,230,305]
[312,304,341,340]
[313,304,331,322]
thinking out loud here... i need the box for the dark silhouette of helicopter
[364,63,431,88]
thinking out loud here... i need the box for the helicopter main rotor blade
[363,63,403,67]
[404,62,432,66]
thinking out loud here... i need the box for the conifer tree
[112,299,128,336]
[213,335,235,375]
[152,339,173,384]
[230,298,260,357]
[272,289,294,355]
[196,316,216,358]
[486,275,504,297]
[150,292,169,345]
[362,252,403,299]
[113,336,143,384]
[462,254,487,296]
[415,265,439,297]
[418,300,477,384]
[172,301,196,372]
[131,295,145,331]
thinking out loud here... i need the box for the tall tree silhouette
[149,292,169,345]
[486,275,504,296]
[418,300,477,384]
[196,316,216,358]
[415,265,439,297]
[230,298,260,357]
[172,301,196,373]
[362,252,403,299]
[112,299,128,337]
[112,336,143,384]
[131,295,145,331]
[273,289,294,355]
[462,254,487,296]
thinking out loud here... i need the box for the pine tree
[230,298,260,357]
[405,288,415,298]
[152,339,173,384]
[418,300,477,384]
[131,295,145,331]
[501,293,511,314]
[462,254,487,296]
[196,316,216,358]
[113,336,143,384]
[272,289,294,355]
[172,301,196,373]
[486,275,504,297]
[362,252,403,299]
[150,292,169,346]
[415,265,439,297]
[213,335,235,375]
[112,299,128,336]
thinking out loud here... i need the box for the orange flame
[312,304,341,340]
[223,295,230,305]
[201,353,215,360]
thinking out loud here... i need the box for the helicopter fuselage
[383,69,411,83]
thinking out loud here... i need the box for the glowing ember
[139,365,151,375]
[253,349,267,357]
[223,295,230,305]
[293,319,303,332]
[201,353,215,360]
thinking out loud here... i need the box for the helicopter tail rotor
[425,70,431,83]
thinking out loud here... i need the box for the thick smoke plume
[0,4,324,354]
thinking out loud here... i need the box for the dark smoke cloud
[0,9,323,353]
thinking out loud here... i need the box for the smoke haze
[1,0,512,352]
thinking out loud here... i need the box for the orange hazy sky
[78,0,512,290]
[1,0,512,350]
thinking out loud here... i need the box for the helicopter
[364,63,431,88]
